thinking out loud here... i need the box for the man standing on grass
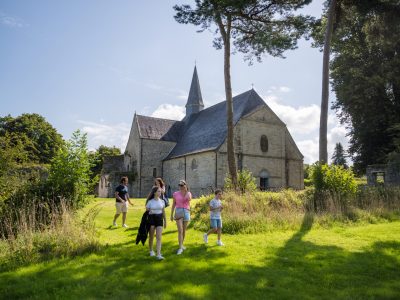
[113,176,133,228]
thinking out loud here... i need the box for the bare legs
[113,213,120,224]
[176,219,188,249]
[206,227,222,243]
[149,226,163,256]
[113,212,127,225]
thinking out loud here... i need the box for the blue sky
[0,0,348,164]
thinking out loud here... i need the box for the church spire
[185,66,204,117]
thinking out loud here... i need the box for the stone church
[98,67,304,198]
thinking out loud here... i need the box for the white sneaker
[149,250,155,257]
[217,240,224,246]
[156,255,165,260]
[176,248,183,255]
[203,233,208,243]
[122,224,128,228]
[113,222,117,226]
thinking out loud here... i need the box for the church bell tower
[185,66,204,117]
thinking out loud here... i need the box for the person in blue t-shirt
[112,176,133,228]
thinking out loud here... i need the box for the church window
[259,169,269,191]
[260,135,268,152]
[153,168,157,178]
[191,159,198,171]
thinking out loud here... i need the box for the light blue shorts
[175,208,190,222]
[210,218,222,228]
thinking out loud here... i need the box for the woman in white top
[146,186,167,260]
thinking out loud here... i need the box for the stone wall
[184,151,216,197]
[124,116,142,197]
[162,157,185,197]
[216,107,304,189]
[163,152,216,198]
[139,139,176,197]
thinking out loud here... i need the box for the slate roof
[136,115,183,142]
[186,66,204,109]
[165,89,265,159]
[135,89,268,160]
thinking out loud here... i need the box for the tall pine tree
[331,142,347,168]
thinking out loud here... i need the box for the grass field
[1,198,399,299]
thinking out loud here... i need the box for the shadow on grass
[1,214,399,299]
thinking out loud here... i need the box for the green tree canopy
[88,145,121,179]
[48,130,92,206]
[331,142,348,168]
[313,0,400,173]
[0,113,64,164]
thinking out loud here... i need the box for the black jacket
[135,211,150,245]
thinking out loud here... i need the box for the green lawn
[1,198,400,299]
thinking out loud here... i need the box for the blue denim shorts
[210,218,222,228]
[175,208,190,221]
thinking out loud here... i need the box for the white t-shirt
[146,198,165,214]
[209,198,222,219]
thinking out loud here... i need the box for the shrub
[47,130,92,208]
[224,169,257,193]
[310,163,357,212]
[310,163,357,197]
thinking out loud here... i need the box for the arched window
[259,169,269,190]
[260,135,268,152]
[191,159,198,170]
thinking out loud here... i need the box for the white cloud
[266,86,291,94]
[264,95,320,135]
[279,86,291,93]
[260,91,351,164]
[78,120,130,151]
[151,104,185,121]
[0,11,27,28]
[297,139,319,164]
[297,118,350,164]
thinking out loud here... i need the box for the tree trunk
[216,13,237,188]
[319,0,337,164]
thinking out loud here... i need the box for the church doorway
[259,169,269,191]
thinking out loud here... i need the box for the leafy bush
[48,130,92,207]
[224,169,257,193]
[310,163,357,197]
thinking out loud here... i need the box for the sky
[0,0,349,164]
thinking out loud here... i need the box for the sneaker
[217,240,224,246]
[149,250,155,257]
[203,233,208,243]
[122,224,128,228]
[176,248,183,255]
[182,246,186,250]
[156,255,165,260]
[113,222,117,226]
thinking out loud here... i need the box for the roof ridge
[136,114,182,123]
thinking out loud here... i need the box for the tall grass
[0,198,101,271]
[191,187,400,234]
[191,189,309,234]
